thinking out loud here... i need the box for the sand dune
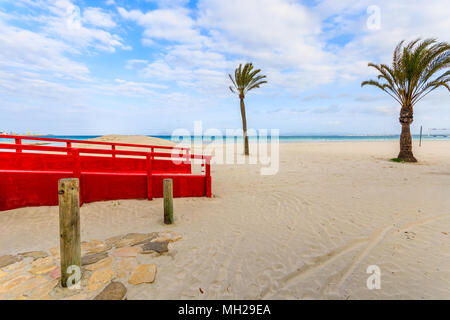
[71,135,176,153]
[0,138,449,299]
[86,135,176,147]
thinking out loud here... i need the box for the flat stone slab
[113,247,141,258]
[84,257,113,271]
[3,259,29,272]
[29,279,58,300]
[81,252,109,266]
[133,232,158,246]
[115,258,136,279]
[49,267,61,280]
[88,267,114,292]
[29,257,56,275]
[141,241,169,254]
[93,281,127,300]
[0,255,21,268]
[14,276,49,296]
[81,240,112,254]
[128,264,157,285]
[63,293,88,300]
[0,274,31,295]
[18,251,48,261]
[151,231,182,243]
[105,235,123,247]
[115,233,156,248]
[49,247,60,261]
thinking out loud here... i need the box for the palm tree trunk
[239,97,249,156]
[397,105,417,162]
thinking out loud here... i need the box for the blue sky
[0,0,448,135]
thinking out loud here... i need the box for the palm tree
[229,63,267,156]
[362,38,449,162]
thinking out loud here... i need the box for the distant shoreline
[4,134,449,143]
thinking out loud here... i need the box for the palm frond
[362,38,449,108]
[228,74,237,90]
[228,62,267,98]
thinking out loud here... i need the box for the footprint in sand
[402,231,416,240]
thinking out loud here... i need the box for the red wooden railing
[2,134,190,150]
[0,135,211,211]
[2,134,192,160]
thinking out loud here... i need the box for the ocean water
[1,134,449,145]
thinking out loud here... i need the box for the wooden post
[58,178,81,288]
[163,179,174,224]
[419,125,423,147]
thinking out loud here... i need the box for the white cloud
[110,78,168,92]
[116,0,449,100]
[120,0,352,94]
[145,0,190,8]
[196,0,337,87]
[2,0,128,53]
[83,7,116,28]
[118,0,338,94]
[315,0,450,77]
[164,45,227,69]
[142,59,192,82]
[197,0,323,62]
[44,1,128,52]
[125,59,149,69]
[0,20,89,81]
[0,69,85,101]
[118,7,206,45]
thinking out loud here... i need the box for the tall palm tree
[229,63,267,156]
[362,38,449,162]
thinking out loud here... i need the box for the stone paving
[0,231,182,300]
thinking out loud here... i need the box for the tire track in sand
[319,214,449,297]
[259,237,369,299]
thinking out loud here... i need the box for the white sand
[1,137,449,299]
[86,135,176,147]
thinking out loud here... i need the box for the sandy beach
[1,137,449,299]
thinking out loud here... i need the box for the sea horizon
[3,134,448,144]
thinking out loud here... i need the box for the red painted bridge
[0,135,211,211]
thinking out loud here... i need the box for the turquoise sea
[2,135,449,144]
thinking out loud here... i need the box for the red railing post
[15,138,22,153]
[185,149,190,164]
[151,147,154,160]
[146,153,153,200]
[72,148,82,205]
[112,145,116,158]
[205,156,211,198]
[66,142,71,155]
